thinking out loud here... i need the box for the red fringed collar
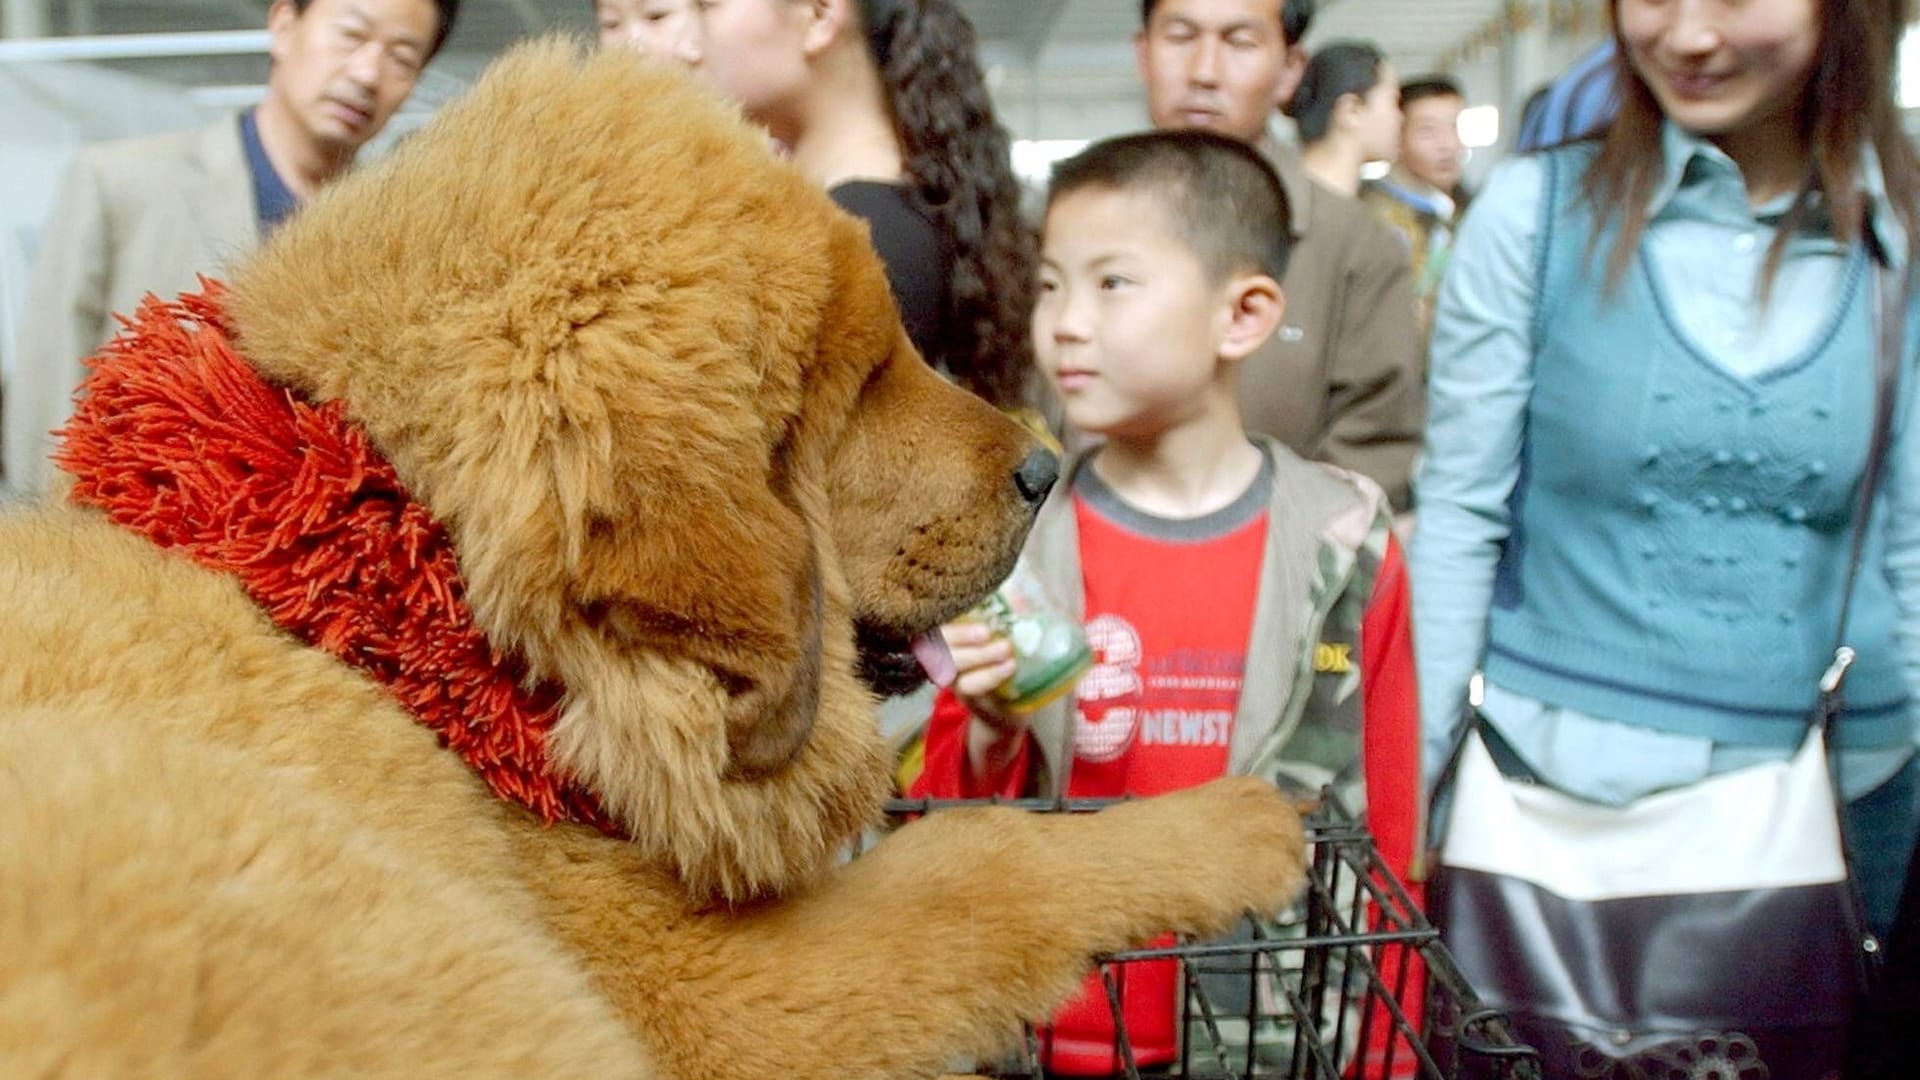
[56,285,623,838]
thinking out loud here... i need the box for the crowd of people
[6,0,1919,1073]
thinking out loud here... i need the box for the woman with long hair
[1416,0,1920,937]
[1286,41,1403,197]
[687,0,1036,410]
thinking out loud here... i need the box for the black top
[829,180,952,364]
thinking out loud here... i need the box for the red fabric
[1360,536,1421,898]
[1356,535,1426,1078]
[1034,498,1266,1073]
[1063,498,1263,800]
[914,530,1430,1079]
[1036,945,1177,1075]
[54,285,622,838]
[914,688,1030,798]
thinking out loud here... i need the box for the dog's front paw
[1098,777,1309,933]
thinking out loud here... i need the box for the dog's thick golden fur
[0,41,1306,1079]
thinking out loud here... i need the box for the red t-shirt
[1039,465,1269,1074]
[1065,494,1265,797]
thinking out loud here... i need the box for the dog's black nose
[1013,447,1060,507]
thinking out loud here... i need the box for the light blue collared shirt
[1413,124,1920,803]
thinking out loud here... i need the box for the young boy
[910,131,1421,1075]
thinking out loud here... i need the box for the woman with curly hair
[688,0,1037,411]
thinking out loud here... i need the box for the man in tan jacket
[5,0,457,494]
[1133,0,1423,509]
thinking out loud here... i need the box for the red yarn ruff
[56,284,623,838]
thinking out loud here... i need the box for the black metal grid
[883,795,1541,1080]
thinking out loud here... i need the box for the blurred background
[0,1,1624,182]
[3,0,1919,388]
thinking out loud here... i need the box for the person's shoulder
[79,122,224,173]
[1452,152,1559,247]
[830,181,930,231]
[830,180,944,258]
[64,122,234,212]
[1252,435,1389,530]
[1358,177,1416,209]
[41,130,190,226]
[1358,184,1420,244]
[1356,180,1400,216]
[1300,176,1373,230]
[1252,452,1394,588]
[828,178,901,212]
[1476,153,1548,201]
[1308,184,1414,275]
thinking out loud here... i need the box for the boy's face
[1400,92,1464,191]
[1034,186,1235,440]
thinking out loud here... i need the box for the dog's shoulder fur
[0,506,654,1076]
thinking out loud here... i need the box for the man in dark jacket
[1132,0,1424,510]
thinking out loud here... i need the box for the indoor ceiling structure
[4,1,1525,70]
[1,0,1545,129]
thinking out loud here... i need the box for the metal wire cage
[882,795,1541,1080]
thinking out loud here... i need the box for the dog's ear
[399,294,871,900]
[721,548,824,779]
[559,429,829,782]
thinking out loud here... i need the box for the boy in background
[912,130,1420,1076]
[1363,75,1471,333]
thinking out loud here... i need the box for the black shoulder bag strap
[1819,226,1911,981]
[1820,236,1910,731]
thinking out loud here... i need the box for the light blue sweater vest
[1483,145,1912,749]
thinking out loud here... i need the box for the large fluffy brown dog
[0,41,1304,1079]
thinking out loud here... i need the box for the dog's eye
[856,356,891,399]
[576,597,615,629]
[574,596,642,639]
[574,596,699,648]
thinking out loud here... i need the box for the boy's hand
[941,621,1021,727]
[941,620,1033,787]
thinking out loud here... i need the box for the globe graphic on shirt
[1073,614,1144,764]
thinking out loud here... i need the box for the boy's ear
[1218,274,1285,363]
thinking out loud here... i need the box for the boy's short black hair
[1047,130,1293,284]
[1400,75,1464,110]
[1138,0,1315,47]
